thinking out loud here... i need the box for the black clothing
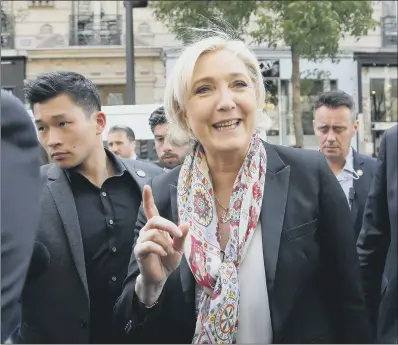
[13,154,162,344]
[357,125,398,343]
[115,142,372,344]
[69,152,141,343]
[1,90,41,342]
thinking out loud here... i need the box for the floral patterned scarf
[177,131,267,344]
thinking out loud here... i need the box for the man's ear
[95,112,107,135]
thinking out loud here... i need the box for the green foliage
[150,0,258,42]
[150,0,377,146]
[252,1,377,61]
[151,1,376,57]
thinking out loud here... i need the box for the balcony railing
[1,14,15,49]
[381,15,397,48]
[69,14,122,46]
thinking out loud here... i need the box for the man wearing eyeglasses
[313,90,377,239]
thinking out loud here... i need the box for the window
[98,86,125,106]
[107,93,124,106]
[382,1,397,16]
[258,60,280,78]
[370,78,398,122]
[300,79,338,134]
[137,23,151,34]
[29,1,54,7]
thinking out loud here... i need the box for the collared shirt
[67,150,141,343]
[336,147,357,207]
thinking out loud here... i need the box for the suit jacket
[1,90,41,342]
[351,150,377,238]
[114,142,372,344]
[357,125,398,344]
[14,158,163,344]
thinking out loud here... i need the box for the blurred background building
[2,0,397,157]
[1,0,178,105]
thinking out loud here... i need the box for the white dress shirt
[335,147,359,208]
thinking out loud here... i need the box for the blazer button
[80,319,87,328]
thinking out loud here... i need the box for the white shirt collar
[343,147,355,174]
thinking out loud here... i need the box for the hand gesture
[134,185,189,287]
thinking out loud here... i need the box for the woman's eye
[233,81,248,88]
[195,86,211,94]
[59,122,69,127]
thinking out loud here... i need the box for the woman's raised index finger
[142,185,159,219]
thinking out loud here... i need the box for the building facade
[1,0,174,105]
[353,1,397,156]
[1,52,27,101]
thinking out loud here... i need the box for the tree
[252,1,376,146]
[151,1,258,42]
[151,0,377,147]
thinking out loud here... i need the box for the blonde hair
[164,30,266,145]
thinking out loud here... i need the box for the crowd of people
[1,31,397,344]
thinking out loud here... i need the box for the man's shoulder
[121,158,163,177]
[355,151,377,169]
[267,142,324,169]
[385,124,398,142]
[151,165,182,187]
[40,163,56,180]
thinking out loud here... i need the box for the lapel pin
[356,169,363,177]
[136,170,146,178]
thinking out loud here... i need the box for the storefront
[164,47,358,149]
[354,51,398,156]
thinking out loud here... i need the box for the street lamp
[124,0,148,105]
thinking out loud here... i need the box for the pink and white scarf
[177,131,267,344]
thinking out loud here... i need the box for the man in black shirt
[13,72,162,344]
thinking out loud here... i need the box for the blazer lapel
[170,184,195,304]
[122,160,152,192]
[351,151,364,226]
[169,184,179,225]
[46,165,89,300]
[260,144,290,294]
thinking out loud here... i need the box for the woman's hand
[134,185,189,304]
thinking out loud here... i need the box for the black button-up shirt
[68,151,141,343]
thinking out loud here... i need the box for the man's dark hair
[148,106,166,134]
[313,90,356,121]
[108,125,136,142]
[24,71,101,117]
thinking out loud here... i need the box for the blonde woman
[114,33,371,344]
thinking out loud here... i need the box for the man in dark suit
[357,125,397,344]
[13,72,163,344]
[107,125,138,159]
[313,90,377,238]
[1,90,41,342]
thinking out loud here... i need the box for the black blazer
[357,125,398,344]
[115,142,372,344]
[351,150,377,238]
[1,90,41,342]
[13,158,163,344]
